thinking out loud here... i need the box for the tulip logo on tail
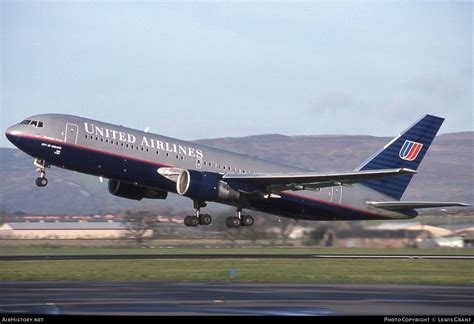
[399,140,423,161]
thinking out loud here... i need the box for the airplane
[5,114,468,228]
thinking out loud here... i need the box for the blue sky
[1,1,472,147]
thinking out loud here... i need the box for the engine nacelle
[176,170,240,202]
[108,179,168,201]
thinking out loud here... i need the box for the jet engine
[176,169,240,202]
[108,179,168,200]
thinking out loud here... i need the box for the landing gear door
[65,123,79,144]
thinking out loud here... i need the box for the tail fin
[356,114,444,200]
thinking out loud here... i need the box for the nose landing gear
[34,159,49,187]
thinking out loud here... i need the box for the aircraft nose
[5,125,21,145]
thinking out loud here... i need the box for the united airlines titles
[84,123,203,159]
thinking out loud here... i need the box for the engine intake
[108,179,167,200]
[177,170,240,202]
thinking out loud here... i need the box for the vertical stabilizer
[356,114,444,200]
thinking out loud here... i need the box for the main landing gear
[225,209,254,228]
[183,202,254,229]
[34,159,49,187]
[184,201,212,227]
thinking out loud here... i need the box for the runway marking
[1,254,473,261]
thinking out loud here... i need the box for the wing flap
[367,201,470,210]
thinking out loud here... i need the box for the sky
[1,1,472,148]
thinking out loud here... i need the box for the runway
[1,254,473,261]
[0,281,472,315]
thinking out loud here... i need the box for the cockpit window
[20,120,44,127]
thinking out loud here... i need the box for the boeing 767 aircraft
[5,114,468,228]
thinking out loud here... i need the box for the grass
[0,259,472,285]
[0,245,472,256]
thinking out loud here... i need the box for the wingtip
[399,168,418,174]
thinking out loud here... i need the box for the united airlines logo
[399,140,423,161]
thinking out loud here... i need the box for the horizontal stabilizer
[367,201,470,211]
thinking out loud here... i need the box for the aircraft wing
[367,201,470,211]
[223,168,416,192]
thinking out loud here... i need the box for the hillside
[0,132,472,214]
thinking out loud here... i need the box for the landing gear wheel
[184,215,199,227]
[35,177,48,187]
[184,216,191,226]
[183,201,212,227]
[33,159,49,187]
[199,214,212,226]
[241,215,254,227]
[225,216,241,228]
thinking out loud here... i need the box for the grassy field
[0,240,473,256]
[1,241,472,284]
[0,259,472,285]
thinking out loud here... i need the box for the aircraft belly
[244,186,408,221]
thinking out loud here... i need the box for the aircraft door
[65,123,79,144]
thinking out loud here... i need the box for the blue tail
[356,114,444,200]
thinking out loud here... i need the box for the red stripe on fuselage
[10,133,174,168]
